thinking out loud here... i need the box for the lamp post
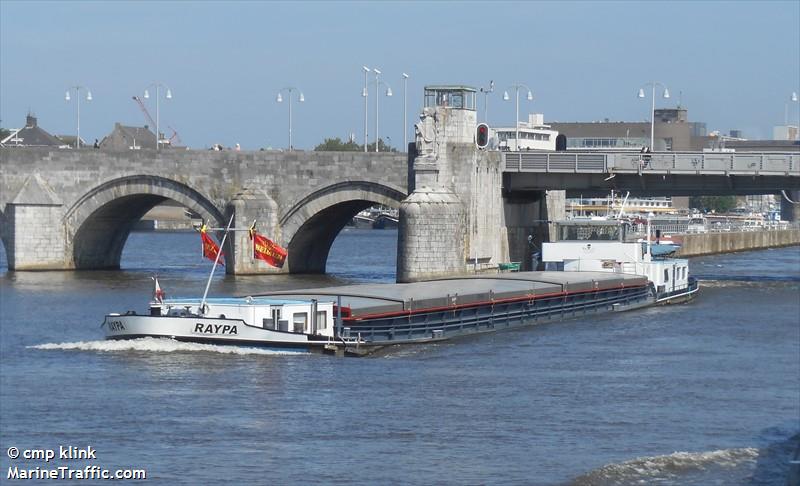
[373,68,392,152]
[479,80,494,123]
[276,87,304,150]
[638,82,670,151]
[362,66,370,152]
[402,73,409,149]
[65,85,92,148]
[503,83,533,151]
[785,91,799,127]
[144,83,172,150]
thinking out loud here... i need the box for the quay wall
[675,229,800,257]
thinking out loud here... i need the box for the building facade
[99,123,157,150]
[0,114,67,148]
[549,108,709,151]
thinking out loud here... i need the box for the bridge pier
[4,174,67,270]
[504,190,565,271]
[397,187,466,282]
[226,190,283,275]
[781,190,800,222]
[398,89,512,282]
[396,88,572,282]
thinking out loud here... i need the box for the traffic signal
[476,123,489,149]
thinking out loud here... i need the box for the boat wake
[28,337,304,356]
[695,275,800,283]
[568,447,760,485]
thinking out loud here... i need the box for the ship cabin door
[271,308,281,330]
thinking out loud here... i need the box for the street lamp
[276,87,304,151]
[402,72,409,149]
[638,82,670,150]
[373,68,392,152]
[65,85,92,148]
[144,83,172,150]
[503,83,533,151]
[362,66,370,152]
[479,80,494,123]
[785,91,799,127]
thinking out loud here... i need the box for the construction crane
[131,96,181,147]
[166,125,182,146]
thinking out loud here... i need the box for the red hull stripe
[343,283,647,322]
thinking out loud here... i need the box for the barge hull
[103,272,681,356]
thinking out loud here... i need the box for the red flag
[152,276,166,303]
[200,226,224,266]
[251,232,287,268]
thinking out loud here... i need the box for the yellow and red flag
[200,224,224,266]
[249,225,287,268]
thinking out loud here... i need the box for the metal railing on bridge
[628,220,798,237]
[502,151,800,176]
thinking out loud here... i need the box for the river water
[0,229,798,485]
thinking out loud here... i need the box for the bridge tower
[397,87,496,281]
[397,85,565,282]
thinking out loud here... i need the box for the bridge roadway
[502,151,800,197]
[1,147,798,273]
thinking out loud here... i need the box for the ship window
[293,313,307,333]
[263,308,282,330]
[545,262,564,271]
[664,269,669,282]
[316,311,327,331]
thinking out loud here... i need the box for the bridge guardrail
[502,151,800,176]
[628,221,800,236]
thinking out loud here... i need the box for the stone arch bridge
[0,148,408,273]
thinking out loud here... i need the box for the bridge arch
[280,180,406,273]
[64,175,225,269]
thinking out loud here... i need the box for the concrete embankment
[673,229,800,257]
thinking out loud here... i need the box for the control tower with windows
[413,86,479,185]
[418,86,477,150]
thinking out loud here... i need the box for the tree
[0,128,10,140]
[689,195,737,213]
[364,138,397,153]
[314,137,397,153]
[314,137,361,152]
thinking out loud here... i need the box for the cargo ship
[103,220,697,355]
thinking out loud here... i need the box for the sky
[1,0,799,150]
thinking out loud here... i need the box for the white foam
[572,447,760,484]
[28,337,305,356]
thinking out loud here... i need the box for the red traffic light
[476,123,490,149]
